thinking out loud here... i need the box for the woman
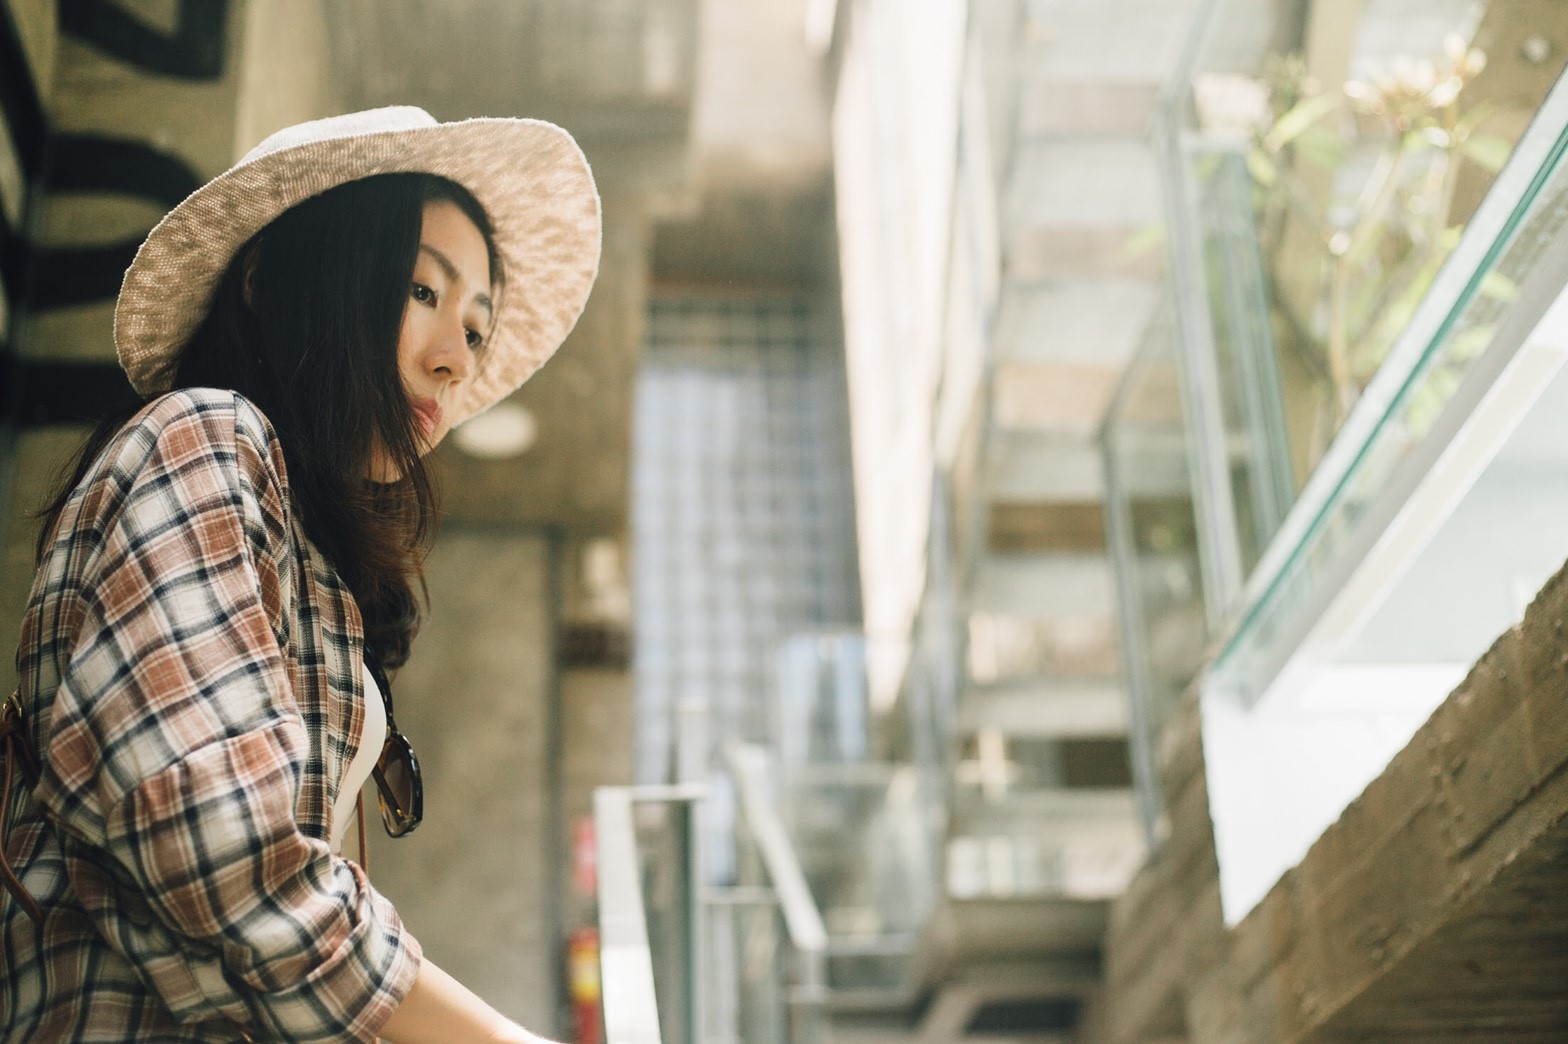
[0,107,600,1042]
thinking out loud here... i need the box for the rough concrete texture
[651,0,835,288]
[4,0,256,642]
[1086,563,1568,1042]
[365,530,558,1035]
[433,194,650,533]
[5,0,56,103]
[29,0,249,368]
[558,666,635,930]
[233,0,344,153]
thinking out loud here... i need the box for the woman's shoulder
[110,389,283,474]
[36,390,297,596]
[70,389,293,524]
[129,388,279,446]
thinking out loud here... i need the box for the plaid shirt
[2,390,422,1041]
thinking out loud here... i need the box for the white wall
[833,0,969,705]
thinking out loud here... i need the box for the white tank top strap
[329,663,387,854]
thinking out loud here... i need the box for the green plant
[1243,35,1516,466]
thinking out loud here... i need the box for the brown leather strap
[355,792,370,875]
[2,690,44,926]
[1,691,39,788]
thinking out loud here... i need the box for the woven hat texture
[114,106,602,426]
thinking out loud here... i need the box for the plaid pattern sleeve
[3,390,421,1042]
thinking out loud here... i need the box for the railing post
[596,785,705,1044]
[595,788,663,1044]
[727,743,833,1044]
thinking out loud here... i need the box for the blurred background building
[4,0,1568,1041]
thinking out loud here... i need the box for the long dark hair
[38,172,500,672]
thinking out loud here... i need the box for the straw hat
[114,106,602,426]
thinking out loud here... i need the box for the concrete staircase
[880,1,1201,1039]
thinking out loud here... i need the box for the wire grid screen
[633,295,862,784]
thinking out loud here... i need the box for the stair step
[967,607,1120,680]
[969,552,1114,620]
[995,279,1159,367]
[1003,138,1160,281]
[929,895,1111,964]
[959,678,1128,737]
[992,359,1122,436]
[988,500,1106,554]
[986,429,1102,502]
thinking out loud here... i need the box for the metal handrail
[596,787,664,1044]
[726,741,834,1044]
[598,745,835,1043]
[596,784,706,1044]
[726,743,830,966]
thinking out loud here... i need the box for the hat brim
[114,117,602,427]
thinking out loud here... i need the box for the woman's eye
[411,283,436,305]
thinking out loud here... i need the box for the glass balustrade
[1108,0,1568,894]
[1137,0,1568,921]
[1209,71,1568,707]
[1102,294,1212,838]
[1204,74,1568,922]
[596,773,833,1044]
[1160,0,1568,616]
[770,634,936,1005]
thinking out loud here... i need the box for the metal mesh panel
[633,295,861,785]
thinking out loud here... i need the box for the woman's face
[378,200,494,476]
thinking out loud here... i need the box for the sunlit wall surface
[832,0,968,707]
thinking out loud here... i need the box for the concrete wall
[4,0,56,93]
[1084,562,1568,1042]
[233,0,343,152]
[365,529,561,1032]
[4,0,257,696]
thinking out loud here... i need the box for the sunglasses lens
[375,733,423,837]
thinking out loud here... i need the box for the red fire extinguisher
[569,925,602,1044]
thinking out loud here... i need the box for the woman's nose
[428,322,472,381]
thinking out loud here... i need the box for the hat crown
[117,108,601,426]
[239,106,439,166]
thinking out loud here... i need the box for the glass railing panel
[822,934,918,1002]
[706,887,787,1044]
[773,629,945,945]
[1102,295,1210,838]
[1213,75,1568,707]
[728,744,831,1044]
[599,781,819,1044]
[631,794,702,1044]
[1200,78,1568,922]
[774,633,871,783]
[1191,147,1295,570]
[803,765,937,946]
[1162,0,1568,613]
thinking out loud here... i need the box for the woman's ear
[241,242,261,310]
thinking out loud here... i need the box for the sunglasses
[368,663,423,838]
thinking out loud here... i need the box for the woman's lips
[411,399,442,438]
